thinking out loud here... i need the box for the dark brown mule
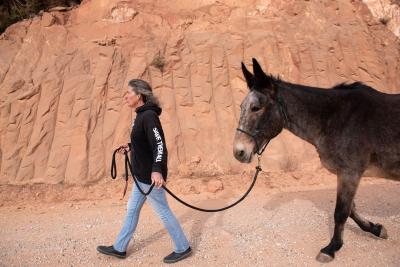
[233,58,400,262]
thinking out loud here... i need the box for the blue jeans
[113,180,190,253]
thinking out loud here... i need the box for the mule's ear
[252,58,265,79]
[241,62,254,89]
[252,58,277,98]
[252,58,268,88]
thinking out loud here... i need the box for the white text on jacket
[153,128,163,162]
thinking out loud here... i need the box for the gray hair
[128,79,160,106]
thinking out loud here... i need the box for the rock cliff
[0,0,399,185]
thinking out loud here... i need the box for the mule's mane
[275,78,377,96]
[332,82,365,90]
[268,73,281,83]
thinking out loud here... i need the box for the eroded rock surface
[0,0,399,185]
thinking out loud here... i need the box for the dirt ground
[1,170,399,267]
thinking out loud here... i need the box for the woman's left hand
[151,172,165,189]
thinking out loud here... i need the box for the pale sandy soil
[0,170,399,267]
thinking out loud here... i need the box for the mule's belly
[364,147,400,181]
[363,164,400,181]
[363,165,389,178]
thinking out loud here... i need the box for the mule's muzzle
[233,142,253,163]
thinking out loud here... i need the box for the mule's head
[233,58,285,163]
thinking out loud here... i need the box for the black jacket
[129,103,168,184]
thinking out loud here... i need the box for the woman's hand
[117,144,130,154]
[151,172,165,189]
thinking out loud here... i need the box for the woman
[97,79,191,264]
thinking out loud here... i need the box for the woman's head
[125,79,159,108]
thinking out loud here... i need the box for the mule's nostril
[234,148,246,161]
[234,143,249,162]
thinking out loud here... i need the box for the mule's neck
[278,82,334,147]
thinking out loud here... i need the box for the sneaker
[163,247,192,264]
[97,245,126,259]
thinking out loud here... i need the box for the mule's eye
[251,106,261,112]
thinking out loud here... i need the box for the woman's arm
[143,111,167,187]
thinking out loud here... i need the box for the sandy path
[0,177,399,266]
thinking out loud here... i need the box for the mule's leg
[350,202,388,239]
[316,173,361,263]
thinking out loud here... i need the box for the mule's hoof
[316,252,334,263]
[378,224,388,239]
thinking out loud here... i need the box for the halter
[236,96,288,156]
[236,128,269,155]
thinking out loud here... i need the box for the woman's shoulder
[142,109,159,118]
[140,110,161,126]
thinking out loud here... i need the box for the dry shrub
[151,51,166,72]
[0,0,81,33]
[379,16,391,25]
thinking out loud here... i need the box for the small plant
[151,51,166,72]
[379,16,391,25]
[0,0,81,34]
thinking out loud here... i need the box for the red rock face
[0,0,399,185]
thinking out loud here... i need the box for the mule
[233,58,400,262]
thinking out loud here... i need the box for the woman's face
[124,87,142,108]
